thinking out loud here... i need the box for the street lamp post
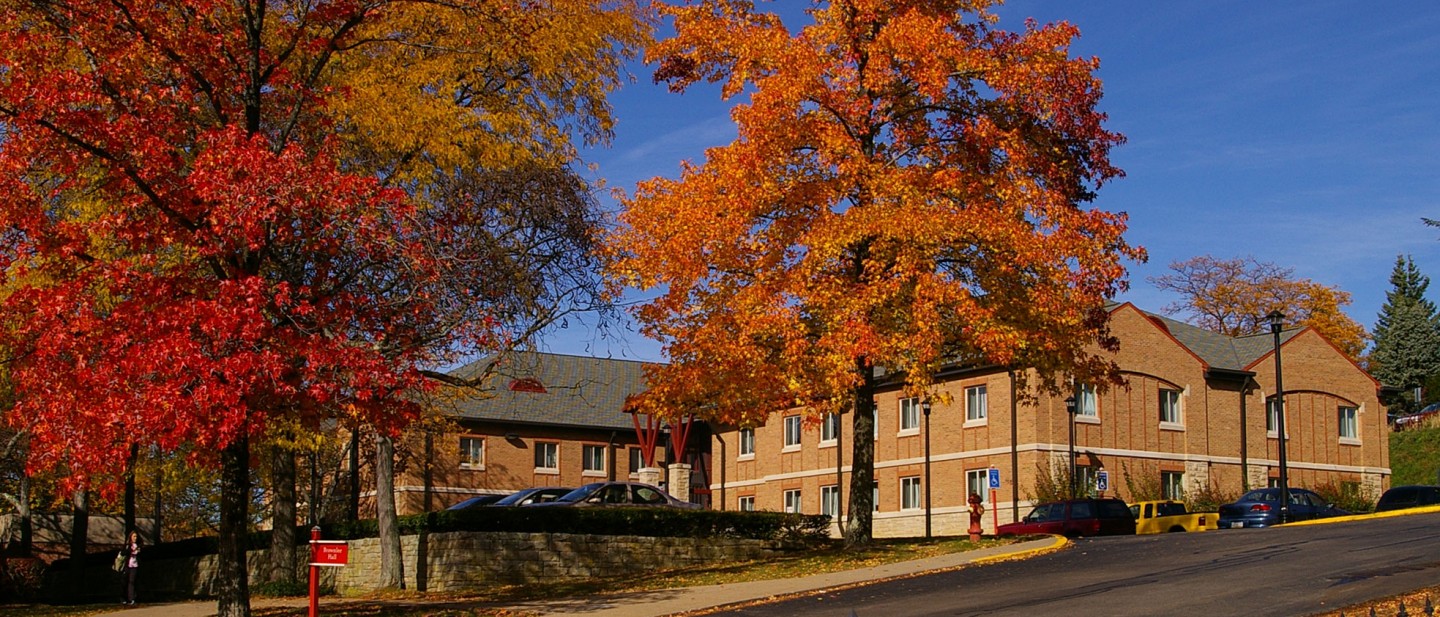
[922,398,933,539]
[1065,396,1078,499]
[1268,310,1290,524]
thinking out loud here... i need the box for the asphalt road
[709,513,1440,617]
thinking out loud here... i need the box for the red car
[996,498,1136,538]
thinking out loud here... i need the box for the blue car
[1217,488,1349,528]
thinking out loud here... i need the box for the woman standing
[121,530,141,605]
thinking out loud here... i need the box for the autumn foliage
[1150,256,1368,361]
[606,0,1142,542]
[0,0,647,612]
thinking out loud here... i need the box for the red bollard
[308,526,321,617]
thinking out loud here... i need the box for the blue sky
[560,1,1440,363]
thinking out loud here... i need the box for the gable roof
[445,351,652,430]
[1129,307,1302,371]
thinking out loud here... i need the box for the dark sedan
[490,486,571,507]
[446,493,509,510]
[528,481,700,509]
[995,498,1136,538]
[1217,488,1349,528]
[1375,485,1440,512]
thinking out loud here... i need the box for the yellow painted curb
[969,535,1070,565]
[1280,504,1440,527]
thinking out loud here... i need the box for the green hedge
[63,509,829,568]
[326,507,830,547]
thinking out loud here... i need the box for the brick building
[386,352,711,514]
[708,303,1389,537]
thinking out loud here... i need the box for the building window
[966,469,988,501]
[1076,383,1098,417]
[738,495,756,511]
[739,427,756,457]
[1075,466,1098,497]
[459,437,484,469]
[901,476,922,510]
[582,444,606,475]
[1159,389,1182,425]
[1339,406,1359,440]
[899,397,921,432]
[628,447,644,475]
[873,482,881,512]
[1162,471,1185,500]
[534,441,558,472]
[966,385,988,423]
[1266,398,1281,435]
[783,416,802,448]
[821,414,840,444]
[821,485,841,519]
[783,489,802,513]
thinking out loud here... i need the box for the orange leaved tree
[606,0,1143,546]
[1149,256,1368,361]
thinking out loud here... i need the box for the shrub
[1120,460,1162,504]
[1312,480,1373,514]
[0,556,46,603]
[1185,482,1238,513]
[1027,461,1071,504]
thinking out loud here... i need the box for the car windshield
[493,488,560,506]
[1241,490,1276,502]
[556,483,606,503]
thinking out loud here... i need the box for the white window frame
[965,385,988,425]
[1339,406,1360,444]
[966,469,987,502]
[582,444,606,476]
[783,489,802,514]
[782,416,802,450]
[738,495,756,511]
[1076,383,1099,419]
[1266,397,1285,438]
[534,441,559,473]
[1159,388,1183,429]
[873,482,880,512]
[459,436,485,470]
[820,413,840,445]
[1161,471,1185,500]
[821,485,841,519]
[739,427,756,458]
[900,476,922,510]
[899,397,921,433]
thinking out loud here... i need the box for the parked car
[1375,485,1440,512]
[995,498,1136,538]
[1216,488,1349,528]
[490,486,572,507]
[1394,402,1440,430]
[446,493,510,510]
[528,481,700,509]
[1130,499,1218,534]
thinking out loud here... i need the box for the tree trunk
[69,488,87,570]
[216,435,251,617]
[844,359,877,548]
[124,444,138,538]
[349,427,360,523]
[18,456,31,556]
[375,433,405,589]
[267,445,297,586]
[152,460,164,544]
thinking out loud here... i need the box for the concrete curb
[1280,503,1440,527]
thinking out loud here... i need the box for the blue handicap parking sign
[1096,470,1110,492]
[988,467,1001,489]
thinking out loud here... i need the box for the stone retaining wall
[45,531,779,601]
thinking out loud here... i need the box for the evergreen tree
[1371,255,1440,417]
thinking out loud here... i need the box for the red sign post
[308,527,348,617]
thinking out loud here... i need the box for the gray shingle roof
[445,352,654,430]
[1134,308,1300,371]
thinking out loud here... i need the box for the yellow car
[1130,499,1218,534]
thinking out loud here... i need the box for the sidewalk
[89,537,1065,617]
